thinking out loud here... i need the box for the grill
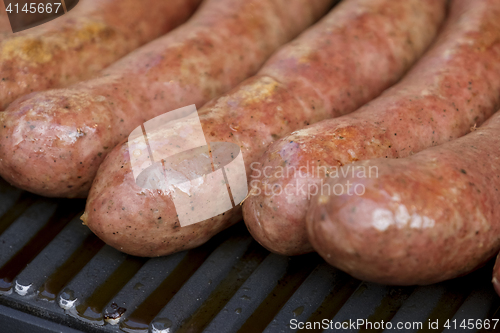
[0,177,499,333]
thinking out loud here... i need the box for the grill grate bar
[60,246,130,325]
[145,231,255,332]
[358,286,416,333]
[237,253,322,333]
[118,229,232,332]
[323,283,395,332]
[14,216,98,299]
[0,201,61,293]
[447,285,495,332]
[0,192,38,237]
[263,263,340,333]
[0,200,58,269]
[203,254,291,332]
[0,200,82,293]
[177,240,269,333]
[383,285,449,333]
[416,276,477,332]
[478,297,500,333]
[74,255,149,324]
[101,252,188,326]
[300,274,361,333]
[38,233,105,302]
[0,182,496,333]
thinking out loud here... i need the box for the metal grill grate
[0,177,498,333]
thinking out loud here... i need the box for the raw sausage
[0,0,333,198]
[83,0,446,257]
[308,111,500,285]
[492,246,500,296]
[243,0,500,256]
[0,0,201,108]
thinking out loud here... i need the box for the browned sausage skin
[243,0,500,256]
[0,0,202,109]
[83,0,446,257]
[0,0,333,198]
[308,111,500,285]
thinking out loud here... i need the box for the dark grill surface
[0,177,499,333]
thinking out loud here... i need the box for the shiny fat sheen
[0,0,334,197]
[84,0,446,257]
[308,111,500,285]
[243,0,500,256]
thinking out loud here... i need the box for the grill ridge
[0,181,497,333]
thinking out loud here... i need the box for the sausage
[0,0,201,109]
[492,250,500,296]
[0,0,334,198]
[243,0,500,256]
[83,0,446,257]
[308,110,500,285]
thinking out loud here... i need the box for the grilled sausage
[0,0,201,108]
[83,0,446,257]
[243,0,500,256]
[0,0,334,198]
[308,111,500,285]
